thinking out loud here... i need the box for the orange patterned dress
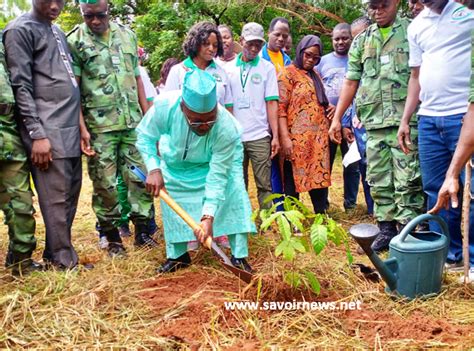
[278,64,331,193]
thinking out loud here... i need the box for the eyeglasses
[82,11,108,20]
[303,51,321,62]
[184,112,217,128]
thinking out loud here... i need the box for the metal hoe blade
[210,242,254,284]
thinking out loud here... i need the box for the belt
[0,103,13,116]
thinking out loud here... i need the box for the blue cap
[182,69,217,114]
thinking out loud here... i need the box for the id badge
[237,96,251,110]
[380,55,390,65]
[111,55,121,67]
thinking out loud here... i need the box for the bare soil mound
[141,271,242,343]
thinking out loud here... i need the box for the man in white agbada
[136,69,255,273]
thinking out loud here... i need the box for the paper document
[342,142,361,168]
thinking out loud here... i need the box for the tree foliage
[2,0,367,79]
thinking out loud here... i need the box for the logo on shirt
[452,6,473,21]
[212,73,222,82]
[251,73,262,84]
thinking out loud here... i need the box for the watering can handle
[399,213,450,242]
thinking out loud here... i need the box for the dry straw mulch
[1,162,473,349]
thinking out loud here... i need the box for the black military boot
[5,251,43,276]
[134,223,159,248]
[103,228,126,258]
[157,252,191,273]
[371,221,398,253]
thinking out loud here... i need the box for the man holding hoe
[136,69,255,273]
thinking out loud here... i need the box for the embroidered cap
[182,69,217,114]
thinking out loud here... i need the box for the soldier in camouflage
[0,37,41,275]
[329,0,424,252]
[67,0,155,257]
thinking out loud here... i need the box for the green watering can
[350,214,450,299]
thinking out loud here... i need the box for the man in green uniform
[67,0,155,257]
[328,0,424,252]
[0,37,40,275]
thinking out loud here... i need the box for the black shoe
[230,256,253,273]
[5,251,43,276]
[108,242,127,258]
[157,253,191,273]
[134,232,159,248]
[371,221,397,253]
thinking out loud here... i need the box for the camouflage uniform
[346,17,423,224]
[67,23,153,234]
[0,39,36,257]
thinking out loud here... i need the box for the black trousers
[31,157,81,268]
[283,161,328,214]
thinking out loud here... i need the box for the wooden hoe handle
[159,190,213,249]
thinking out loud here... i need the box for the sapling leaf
[304,270,321,295]
[276,215,291,241]
[327,222,342,246]
[267,199,286,214]
[260,212,282,231]
[283,196,294,212]
[313,213,324,225]
[291,237,306,253]
[327,218,336,232]
[344,238,354,264]
[275,240,287,257]
[259,208,271,222]
[287,196,312,215]
[251,208,259,223]
[284,210,306,233]
[284,272,301,288]
[333,225,347,245]
[310,223,328,255]
[262,193,285,205]
[282,242,296,261]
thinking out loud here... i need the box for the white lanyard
[51,25,78,88]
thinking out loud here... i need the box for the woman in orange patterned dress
[278,35,332,213]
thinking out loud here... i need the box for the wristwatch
[201,215,214,222]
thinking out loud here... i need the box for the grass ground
[0,154,473,349]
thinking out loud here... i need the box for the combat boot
[5,251,43,276]
[134,223,159,248]
[371,221,397,253]
[103,228,127,258]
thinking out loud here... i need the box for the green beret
[79,0,98,4]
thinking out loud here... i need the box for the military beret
[79,0,98,4]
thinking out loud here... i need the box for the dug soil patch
[343,309,471,344]
[141,270,243,343]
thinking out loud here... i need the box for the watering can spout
[349,224,398,292]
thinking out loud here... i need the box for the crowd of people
[0,0,473,279]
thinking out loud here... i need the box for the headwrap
[294,35,329,107]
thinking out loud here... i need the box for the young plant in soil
[253,194,353,295]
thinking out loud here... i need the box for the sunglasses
[82,11,108,20]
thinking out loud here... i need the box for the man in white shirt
[226,22,280,209]
[398,0,474,269]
